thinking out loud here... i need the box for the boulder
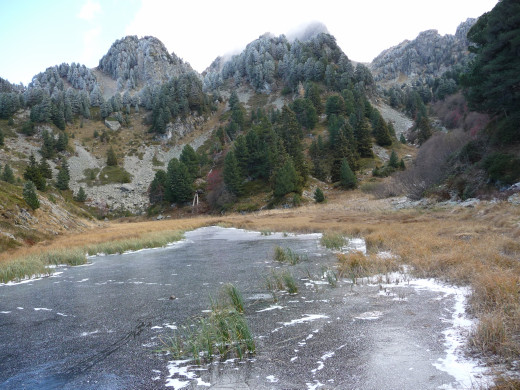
[104,120,121,131]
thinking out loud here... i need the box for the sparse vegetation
[265,269,298,295]
[274,246,305,265]
[320,232,347,250]
[160,285,254,363]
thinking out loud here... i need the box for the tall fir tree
[23,154,46,191]
[416,115,432,145]
[56,159,70,190]
[165,158,193,203]
[233,135,250,177]
[462,0,520,142]
[273,158,300,198]
[374,117,392,146]
[148,170,167,204]
[339,159,357,189]
[223,151,243,196]
[180,144,199,179]
[389,150,399,169]
[39,159,53,179]
[278,105,308,186]
[23,181,40,210]
[355,118,373,158]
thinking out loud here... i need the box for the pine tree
[40,129,55,159]
[165,158,193,203]
[0,128,4,147]
[339,159,357,189]
[387,121,396,139]
[305,83,323,114]
[180,144,199,179]
[148,170,167,204]
[233,135,249,177]
[75,186,87,202]
[2,164,15,183]
[278,106,307,186]
[399,159,406,170]
[100,99,112,119]
[106,147,118,166]
[56,162,69,190]
[314,187,325,203]
[400,133,407,144]
[23,154,46,191]
[23,181,40,210]
[417,115,432,145]
[39,159,53,179]
[389,150,399,169]
[355,118,373,158]
[223,151,243,196]
[374,117,392,147]
[56,132,68,152]
[273,158,299,198]
[462,0,520,142]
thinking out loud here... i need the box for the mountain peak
[98,35,192,89]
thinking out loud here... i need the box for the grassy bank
[0,230,185,283]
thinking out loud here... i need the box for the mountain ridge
[369,18,476,86]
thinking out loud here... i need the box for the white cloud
[80,26,102,66]
[78,0,102,21]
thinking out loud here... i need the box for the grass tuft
[223,283,245,314]
[265,269,298,295]
[161,285,254,364]
[320,232,347,250]
[273,246,305,265]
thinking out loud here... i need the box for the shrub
[106,146,118,166]
[314,187,325,203]
[483,153,520,186]
[21,121,36,136]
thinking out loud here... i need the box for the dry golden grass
[1,190,519,373]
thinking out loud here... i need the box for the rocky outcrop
[97,36,193,89]
[370,19,476,85]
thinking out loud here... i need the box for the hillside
[1,3,519,250]
[0,180,95,253]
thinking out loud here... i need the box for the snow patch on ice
[80,330,99,337]
[282,314,329,326]
[165,360,199,389]
[306,380,325,389]
[34,307,52,311]
[354,311,383,320]
[163,323,177,330]
[257,305,283,312]
[266,375,279,383]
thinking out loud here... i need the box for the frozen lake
[0,227,489,389]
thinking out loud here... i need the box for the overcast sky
[0,0,498,86]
